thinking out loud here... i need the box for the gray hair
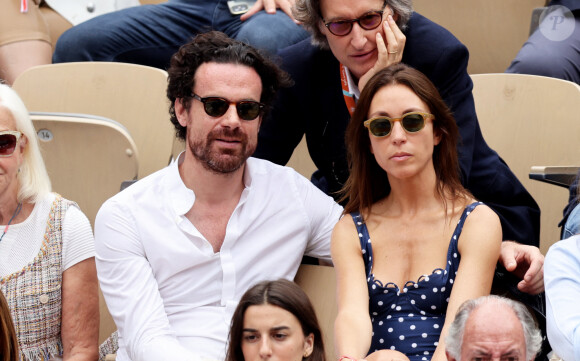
[293,0,413,49]
[0,84,51,203]
[445,295,542,361]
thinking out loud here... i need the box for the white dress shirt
[545,235,580,361]
[94,155,343,361]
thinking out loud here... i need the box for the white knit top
[0,192,94,277]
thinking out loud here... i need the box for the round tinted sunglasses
[363,112,433,137]
[0,131,23,157]
[191,93,264,121]
[323,10,384,36]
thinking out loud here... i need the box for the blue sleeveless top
[350,202,481,361]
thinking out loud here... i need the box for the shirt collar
[166,152,255,217]
[344,67,361,100]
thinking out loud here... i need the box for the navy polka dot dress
[350,202,482,361]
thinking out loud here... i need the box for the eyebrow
[369,109,427,118]
[242,326,291,332]
[324,9,384,22]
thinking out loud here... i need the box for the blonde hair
[0,84,51,203]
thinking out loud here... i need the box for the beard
[189,127,256,174]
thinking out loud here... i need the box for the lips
[390,152,411,161]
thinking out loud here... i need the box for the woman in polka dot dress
[331,64,502,361]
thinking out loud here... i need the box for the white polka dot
[453,253,458,258]
[370,256,372,261]
[424,351,430,355]
[450,279,454,284]
[372,284,376,289]
[372,312,378,316]
[441,287,446,292]
[379,339,384,344]
[453,235,457,240]
[358,233,363,237]
[434,341,439,346]
[422,358,427,361]
[368,239,372,243]
[433,287,438,293]
[362,249,367,254]
[378,321,383,326]
[388,327,393,333]
[399,335,405,341]
[431,305,437,310]
[421,317,427,320]
[412,343,417,348]
[383,289,389,294]
[357,222,362,225]
[435,270,442,274]
[466,211,471,215]
[410,300,416,305]
[372,332,374,336]
[424,276,430,282]
[403,288,408,293]
[390,346,396,350]
[408,313,414,317]
[410,325,416,330]
[387,315,392,319]
[396,306,402,311]
[378,301,383,306]
[448,261,452,265]
[398,317,404,322]
[414,283,419,288]
[433,324,440,329]
[420,311,426,315]
[446,298,450,303]
[391,304,396,309]
[421,295,427,300]
[422,333,427,338]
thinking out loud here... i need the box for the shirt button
[39,294,49,304]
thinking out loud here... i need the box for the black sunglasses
[0,131,23,157]
[323,10,384,36]
[363,112,433,137]
[191,93,264,121]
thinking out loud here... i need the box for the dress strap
[350,212,374,277]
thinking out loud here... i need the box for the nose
[258,338,272,359]
[350,23,368,49]
[390,121,407,144]
[220,104,242,128]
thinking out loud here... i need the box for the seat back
[31,112,138,227]
[13,62,174,178]
[413,0,546,74]
[471,73,580,253]
[294,264,338,361]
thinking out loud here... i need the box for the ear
[433,129,442,146]
[303,333,314,359]
[445,351,456,361]
[318,19,328,36]
[175,98,189,128]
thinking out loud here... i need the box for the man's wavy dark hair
[167,31,292,140]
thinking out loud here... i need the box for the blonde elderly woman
[0,84,98,361]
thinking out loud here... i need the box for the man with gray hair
[445,295,542,361]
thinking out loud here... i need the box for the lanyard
[21,0,28,12]
[340,63,356,116]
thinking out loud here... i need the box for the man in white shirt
[445,295,542,361]
[94,31,343,361]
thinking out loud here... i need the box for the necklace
[0,202,23,243]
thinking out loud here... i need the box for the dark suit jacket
[255,12,540,246]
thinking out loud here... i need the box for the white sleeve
[94,198,201,361]
[61,204,95,271]
[545,236,580,361]
[292,171,343,263]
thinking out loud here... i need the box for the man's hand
[240,0,298,23]
[357,14,406,90]
[499,241,544,295]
